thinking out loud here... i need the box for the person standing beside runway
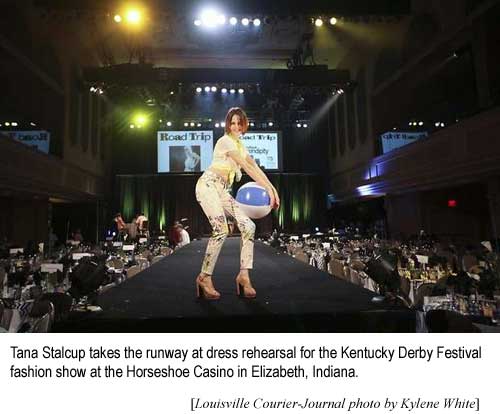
[195,107,280,300]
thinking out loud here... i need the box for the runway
[56,238,416,332]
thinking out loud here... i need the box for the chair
[463,254,478,272]
[28,300,55,333]
[414,283,437,310]
[294,249,309,264]
[151,255,164,265]
[160,247,173,256]
[126,265,141,278]
[328,258,346,280]
[399,276,412,305]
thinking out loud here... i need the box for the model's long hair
[224,107,249,135]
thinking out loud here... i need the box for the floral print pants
[196,171,255,275]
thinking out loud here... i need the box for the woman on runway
[195,107,280,299]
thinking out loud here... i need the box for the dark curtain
[114,173,326,236]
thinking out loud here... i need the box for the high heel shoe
[235,274,256,298]
[196,275,221,300]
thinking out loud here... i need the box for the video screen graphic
[158,131,213,173]
[240,132,281,171]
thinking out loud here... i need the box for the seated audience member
[136,212,148,235]
[177,224,191,248]
[71,229,84,242]
[169,220,182,248]
[114,213,127,240]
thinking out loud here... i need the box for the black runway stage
[57,238,416,332]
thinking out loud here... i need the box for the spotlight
[253,18,261,26]
[315,18,323,27]
[125,9,141,24]
[215,123,220,128]
[196,87,202,93]
[217,15,226,25]
[221,88,228,93]
[114,14,122,23]
[229,17,237,25]
[184,122,188,127]
[194,19,201,26]
[167,122,172,127]
[268,121,274,127]
[242,18,250,26]
[330,17,337,25]
[190,122,195,127]
[238,88,244,94]
[204,86,210,92]
[211,86,217,92]
[229,88,236,94]
[200,9,219,27]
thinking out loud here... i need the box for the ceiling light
[242,18,249,26]
[201,9,219,27]
[253,18,261,26]
[250,122,255,127]
[114,15,122,23]
[211,86,217,92]
[329,17,337,25]
[184,122,188,127]
[215,123,220,128]
[221,88,228,93]
[217,15,226,25]
[229,88,236,94]
[190,122,195,127]
[303,123,308,128]
[268,122,274,127]
[418,121,424,126]
[125,9,141,24]
[315,18,323,27]
[194,19,201,26]
[11,122,18,126]
[197,123,202,127]
[238,88,244,94]
[129,124,135,129]
[167,122,172,127]
[221,122,226,127]
[196,87,202,93]
[297,123,302,128]
[204,86,210,92]
[229,17,237,25]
